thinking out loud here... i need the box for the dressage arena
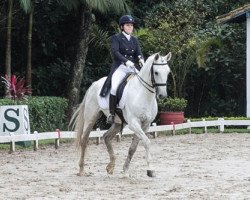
[0,133,249,200]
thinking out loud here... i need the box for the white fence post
[218,118,225,133]
[187,119,191,134]
[55,129,60,149]
[171,122,176,135]
[9,133,15,153]
[203,118,207,134]
[96,128,101,145]
[151,123,157,138]
[33,131,39,151]
[116,133,121,142]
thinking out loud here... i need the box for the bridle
[135,62,169,94]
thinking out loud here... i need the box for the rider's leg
[107,65,127,124]
[107,94,117,124]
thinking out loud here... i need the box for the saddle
[116,72,134,103]
[100,65,140,97]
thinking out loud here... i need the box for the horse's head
[150,52,171,99]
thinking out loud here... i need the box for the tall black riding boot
[107,94,117,124]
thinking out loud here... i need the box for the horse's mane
[144,53,158,67]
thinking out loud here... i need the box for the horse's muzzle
[157,94,167,100]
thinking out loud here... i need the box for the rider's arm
[111,34,128,63]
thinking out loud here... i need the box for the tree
[61,0,130,119]
[19,0,33,89]
[5,0,13,80]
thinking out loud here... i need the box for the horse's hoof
[77,172,83,176]
[147,170,156,177]
[106,161,116,175]
[122,170,129,179]
[106,169,113,175]
[106,165,114,175]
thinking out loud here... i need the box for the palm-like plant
[60,0,130,14]
[1,75,32,101]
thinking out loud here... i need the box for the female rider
[105,15,144,124]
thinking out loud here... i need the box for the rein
[134,62,168,93]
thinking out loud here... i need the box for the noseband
[136,62,168,94]
[151,63,168,87]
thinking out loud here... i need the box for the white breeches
[111,64,138,96]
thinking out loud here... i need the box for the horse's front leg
[128,121,155,177]
[123,135,140,175]
[103,123,121,175]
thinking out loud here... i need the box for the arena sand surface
[0,133,250,200]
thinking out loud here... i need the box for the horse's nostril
[159,94,163,99]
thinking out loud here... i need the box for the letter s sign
[0,105,30,136]
[3,108,20,132]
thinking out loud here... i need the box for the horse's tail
[69,88,90,150]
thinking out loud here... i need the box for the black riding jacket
[111,33,143,69]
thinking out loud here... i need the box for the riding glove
[125,60,135,68]
[139,58,145,67]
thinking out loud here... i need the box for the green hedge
[0,96,68,132]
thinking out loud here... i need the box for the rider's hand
[125,60,134,68]
[139,58,144,67]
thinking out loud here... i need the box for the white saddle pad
[97,85,128,110]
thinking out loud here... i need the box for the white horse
[70,52,171,177]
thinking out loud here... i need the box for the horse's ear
[154,53,160,61]
[165,52,172,61]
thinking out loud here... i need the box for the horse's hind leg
[123,135,140,175]
[78,111,101,176]
[77,124,91,176]
[103,123,122,175]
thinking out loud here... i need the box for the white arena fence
[1,118,250,152]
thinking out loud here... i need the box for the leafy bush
[158,97,187,112]
[0,96,68,132]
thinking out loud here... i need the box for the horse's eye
[155,71,158,75]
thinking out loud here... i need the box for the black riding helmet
[119,15,135,27]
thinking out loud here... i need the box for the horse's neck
[130,59,156,100]
[138,61,152,80]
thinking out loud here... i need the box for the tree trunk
[5,0,13,79]
[67,5,93,119]
[26,8,33,89]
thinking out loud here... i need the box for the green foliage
[89,25,111,50]
[33,59,71,96]
[138,0,248,117]
[140,1,206,97]
[0,96,68,132]
[158,97,187,112]
[0,98,16,106]
[60,0,130,14]
[19,0,32,13]
[186,21,246,117]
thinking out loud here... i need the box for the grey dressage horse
[70,52,171,177]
